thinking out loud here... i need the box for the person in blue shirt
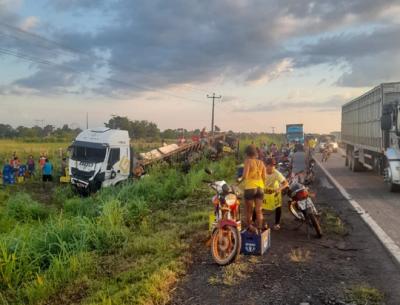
[42,158,53,183]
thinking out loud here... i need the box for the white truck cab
[69,127,132,193]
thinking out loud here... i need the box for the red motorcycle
[205,168,241,265]
[287,172,322,238]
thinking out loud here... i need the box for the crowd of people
[1,152,63,184]
[240,142,293,233]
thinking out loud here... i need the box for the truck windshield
[71,146,107,163]
[287,132,304,139]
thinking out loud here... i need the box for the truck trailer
[341,82,400,191]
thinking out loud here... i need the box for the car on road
[318,135,338,153]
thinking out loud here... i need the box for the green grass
[0,156,236,305]
[346,285,384,305]
[322,208,348,236]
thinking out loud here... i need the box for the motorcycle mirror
[205,168,213,175]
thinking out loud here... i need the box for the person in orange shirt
[241,145,266,233]
[39,154,46,170]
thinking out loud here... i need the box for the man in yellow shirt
[264,158,289,230]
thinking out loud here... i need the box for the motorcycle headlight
[225,194,237,206]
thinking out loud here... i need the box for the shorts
[42,175,52,182]
[244,188,264,200]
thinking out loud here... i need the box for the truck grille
[71,167,95,180]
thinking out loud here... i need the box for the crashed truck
[68,127,236,194]
[341,82,400,192]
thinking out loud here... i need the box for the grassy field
[0,156,236,305]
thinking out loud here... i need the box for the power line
[0,46,207,104]
[0,21,211,96]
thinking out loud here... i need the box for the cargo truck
[68,127,231,194]
[341,82,400,191]
[286,124,304,150]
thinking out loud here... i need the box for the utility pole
[207,93,222,138]
[271,126,276,134]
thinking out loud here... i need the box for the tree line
[0,116,205,141]
[0,115,282,142]
[105,115,203,139]
[0,124,82,141]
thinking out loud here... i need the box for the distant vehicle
[330,131,341,144]
[342,82,400,192]
[69,127,231,194]
[318,135,338,153]
[286,124,304,150]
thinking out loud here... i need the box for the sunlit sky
[1,0,400,133]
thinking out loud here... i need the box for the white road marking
[319,176,334,189]
[315,157,400,265]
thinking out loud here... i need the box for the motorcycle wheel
[289,201,305,221]
[211,225,241,266]
[309,213,322,238]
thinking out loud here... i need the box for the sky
[1,0,400,133]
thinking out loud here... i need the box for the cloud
[3,0,400,95]
[20,16,40,31]
[294,23,400,86]
[236,95,347,112]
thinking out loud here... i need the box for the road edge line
[314,157,400,265]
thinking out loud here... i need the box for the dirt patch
[170,167,400,305]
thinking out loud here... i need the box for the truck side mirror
[397,106,400,135]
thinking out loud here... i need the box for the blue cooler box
[241,229,271,255]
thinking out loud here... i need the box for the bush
[5,193,49,222]
[64,197,99,218]
[53,186,76,206]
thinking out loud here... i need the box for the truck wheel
[384,166,400,192]
[351,157,363,172]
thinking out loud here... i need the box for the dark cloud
[296,24,400,86]
[2,0,400,95]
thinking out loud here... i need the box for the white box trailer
[341,82,400,191]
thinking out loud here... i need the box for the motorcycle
[205,168,242,266]
[287,171,322,238]
[277,157,292,179]
[304,158,316,185]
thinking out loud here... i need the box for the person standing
[39,154,46,171]
[264,158,288,230]
[60,157,67,176]
[27,155,35,177]
[10,156,21,178]
[42,158,53,184]
[241,145,266,233]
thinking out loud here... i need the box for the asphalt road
[315,149,400,247]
